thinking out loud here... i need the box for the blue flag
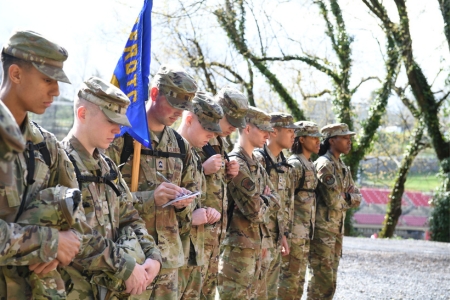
[111,0,152,148]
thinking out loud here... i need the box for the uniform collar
[263,144,280,162]
[296,153,311,164]
[234,145,257,166]
[65,131,100,171]
[326,149,342,165]
[21,115,44,144]
[150,126,173,149]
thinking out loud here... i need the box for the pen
[157,171,191,197]
[156,171,171,183]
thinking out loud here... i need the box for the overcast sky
[0,0,448,112]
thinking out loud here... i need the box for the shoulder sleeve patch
[241,177,255,191]
[324,174,335,186]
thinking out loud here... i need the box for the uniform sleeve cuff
[147,250,163,265]
[40,227,59,262]
[116,253,136,281]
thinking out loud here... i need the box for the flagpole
[131,141,142,192]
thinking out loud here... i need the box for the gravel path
[321,237,450,300]
[214,237,450,299]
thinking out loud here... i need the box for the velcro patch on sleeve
[241,177,255,191]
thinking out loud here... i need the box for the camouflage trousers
[255,247,279,300]
[306,229,342,300]
[218,246,268,300]
[150,267,179,300]
[200,244,219,300]
[278,239,310,300]
[178,265,202,300]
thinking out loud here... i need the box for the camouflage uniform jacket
[314,150,362,235]
[223,145,281,250]
[287,153,317,241]
[107,127,197,269]
[180,148,205,267]
[195,136,229,246]
[0,116,78,299]
[61,133,162,288]
[253,145,290,250]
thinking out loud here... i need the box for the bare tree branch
[302,89,332,100]
[350,76,381,94]
[188,39,217,94]
[393,85,420,118]
[255,55,341,83]
[437,90,450,107]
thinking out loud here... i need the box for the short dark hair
[291,137,303,154]
[1,52,32,77]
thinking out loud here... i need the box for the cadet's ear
[244,124,251,134]
[185,113,193,126]
[270,129,278,138]
[328,137,336,147]
[150,87,159,102]
[8,64,22,84]
[76,106,87,123]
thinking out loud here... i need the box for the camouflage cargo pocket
[91,226,146,295]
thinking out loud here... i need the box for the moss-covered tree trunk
[363,0,450,241]
[379,118,427,238]
[439,0,450,52]
[429,159,450,242]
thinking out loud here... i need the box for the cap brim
[336,131,356,136]
[255,124,274,132]
[296,132,323,138]
[166,94,193,111]
[279,124,301,129]
[100,107,131,127]
[198,119,222,134]
[32,62,71,84]
[226,115,246,129]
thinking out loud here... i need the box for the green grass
[363,174,440,193]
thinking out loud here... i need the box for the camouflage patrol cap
[269,112,300,129]
[294,121,323,137]
[192,91,224,133]
[0,101,25,185]
[78,76,131,127]
[215,87,248,129]
[152,65,198,111]
[321,123,356,138]
[2,30,70,83]
[245,106,274,132]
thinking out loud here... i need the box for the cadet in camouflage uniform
[107,65,198,300]
[0,30,81,299]
[218,106,281,300]
[197,87,246,300]
[177,91,223,299]
[253,113,299,300]
[62,77,162,299]
[0,78,81,300]
[307,123,362,300]
[0,98,26,258]
[279,121,322,300]
[0,100,25,185]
